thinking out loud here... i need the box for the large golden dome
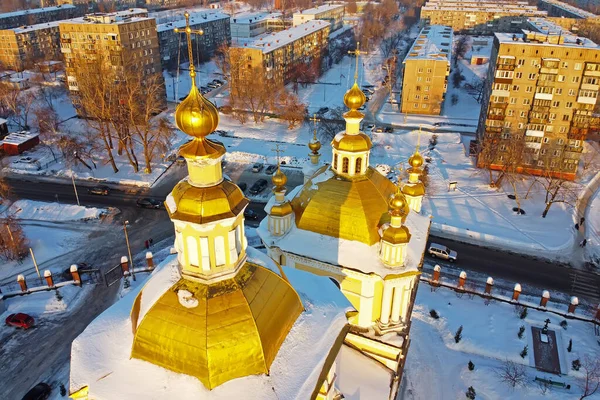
[167,178,248,224]
[175,84,219,138]
[290,166,397,245]
[402,181,425,197]
[271,201,293,217]
[343,82,366,110]
[332,132,372,152]
[381,225,411,244]
[131,262,303,390]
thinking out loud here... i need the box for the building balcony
[584,70,600,77]
[580,83,599,91]
[568,129,587,139]
[525,129,545,137]
[540,67,559,74]
[577,95,597,105]
[534,92,553,100]
[497,63,516,71]
[537,80,555,87]
[487,114,505,120]
[528,117,547,124]
[565,146,583,153]
[525,142,542,149]
[531,105,550,113]
[491,89,510,98]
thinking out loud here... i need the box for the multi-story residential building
[420,0,546,33]
[230,20,329,94]
[0,4,82,30]
[230,12,287,39]
[400,25,452,115]
[0,21,61,71]
[476,20,600,180]
[538,0,597,20]
[293,4,345,32]
[59,9,165,114]
[157,11,230,70]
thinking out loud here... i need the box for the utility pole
[29,247,40,281]
[124,221,135,281]
[71,174,80,206]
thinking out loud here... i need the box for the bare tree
[346,0,358,14]
[579,356,600,400]
[318,106,346,141]
[0,217,28,262]
[279,91,306,130]
[0,85,36,130]
[454,36,470,67]
[497,360,527,388]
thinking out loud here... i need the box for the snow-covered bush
[573,359,581,371]
[568,339,572,353]
[465,386,476,399]
[520,345,528,359]
[429,309,440,319]
[560,320,568,330]
[455,325,463,343]
[468,361,475,371]
[518,325,525,339]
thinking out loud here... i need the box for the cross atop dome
[348,41,367,82]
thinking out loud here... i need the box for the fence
[104,264,123,287]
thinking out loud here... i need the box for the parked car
[316,107,329,114]
[238,182,247,192]
[176,156,186,164]
[365,124,375,132]
[364,88,375,95]
[252,162,264,173]
[358,105,366,111]
[374,126,385,133]
[136,198,162,209]
[384,127,394,133]
[265,164,278,175]
[364,96,370,102]
[244,209,258,220]
[5,313,34,329]
[62,263,89,280]
[207,82,219,89]
[178,96,187,101]
[249,179,268,194]
[213,79,224,85]
[363,84,375,89]
[427,243,458,262]
[87,186,109,196]
[21,382,51,400]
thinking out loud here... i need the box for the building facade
[293,4,345,32]
[157,11,230,70]
[420,0,547,33]
[230,20,330,93]
[0,4,81,30]
[0,21,61,71]
[538,0,597,20]
[476,21,600,180]
[59,9,165,114]
[401,25,452,115]
[229,12,286,39]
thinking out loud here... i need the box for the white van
[428,243,458,262]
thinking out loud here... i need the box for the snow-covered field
[5,200,108,221]
[1,284,91,318]
[404,284,600,400]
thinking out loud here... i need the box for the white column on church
[391,285,402,324]
[380,282,393,325]
[401,281,413,322]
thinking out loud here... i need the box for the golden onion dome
[381,225,411,244]
[343,82,366,110]
[272,168,287,189]
[388,190,410,218]
[308,139,321,154]
[408,151,424,169]
[175,84,219,139]
[402,181,425,197]
[332,132,372,152]
[271,201,293,217]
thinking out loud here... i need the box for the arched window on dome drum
[200,237,210,271]
[214,236,226,267]
[342,157,349,173]
[355,157,362,173]
[186,236,199,267]
[333,154,338,169]
[228,230,238,264]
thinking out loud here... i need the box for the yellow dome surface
[343,82,366,110]
[402,182,425,197]
[381,225,411,244]
[131,262,303,390]
[291,166,397,245]
[272,168,287,188]
[408,151,424,169]
[388,191,410,218]
[308,139,321,154]
[167,179,249,224]
[179,137,226,160]
[271,201,293,217]
[332,132,372,152]
[175,85,219,138]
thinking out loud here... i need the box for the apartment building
[476,20,600,180]
[0,22,61,71]
[157,11,230,70]
[230,12,287,39]
[293,4,345,32]
[401,25,452,115]
[230,20,330,94]
[538,0,597,20]
[59,9,165,114]
[420,0,546,33]
[0,4,82,30]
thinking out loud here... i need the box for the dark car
[62,263,89,280]
[6,313,34,329]
[207,82,219,89]
[384,127,394,133]
[213,79,224,85]
[136,198,162,209]
[244,209,258,220]
[249,179,268,195]
[238,182,247,192]
[21,382,51,400]
[252,162,264,173]
[265,164,278,175]
[87,186,109,196]
[316,107,329,114]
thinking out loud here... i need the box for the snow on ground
[1,284,91,318]
[403,284,600,400]
[5,200,108,221]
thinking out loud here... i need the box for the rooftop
[157,11,229,33]
[496,22,599,48]
[540,0,597,19]
[0,131,39,146]
[422,0,546,14]
[0,4,75,20]
[295,4,345,15]
[2,21,60,34]
[404,25,453,62]
[61,9,149,25]
[233,20,329,53]
[230,11,282,25]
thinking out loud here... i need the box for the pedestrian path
[569,269,600,302]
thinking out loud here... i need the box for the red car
[5,313,34,329]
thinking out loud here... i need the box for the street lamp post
[71,174,80,206]
[124,220,135,281]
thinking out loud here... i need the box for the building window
[572,76,580,83]
[510,97,517,104]
[422,104,427,108]
[568,89,575,96]
[528,73,536,80]
[512,85,520,91]
[563,114,570,121]
[526,86,533,93]
[507,109,514,116]
[355,157,362,173]
[538,160,544,167]
[200,237,210,271]
[552,101,560,107]
[518,123,524,129]
[556,88,562,95]
[523,99,530,105]
[566,102,573,108]
[342,157,349,173]
[418,68,423,73]
[516,72,523,79]
[575,63,582,70]
[561,61,568,68]
[558,75,565,82]
[543,137,550,144]
[518,59,525,65]
[520,111,526,117]
[415,94,420,100]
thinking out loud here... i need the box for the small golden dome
[175,85,219,138]
[388,191,410,218]
[408,151,424,169]
[272,168,287,189]
[271,201,293,217]
[308,139,321,154]
[382,225,411,244]
[343,82,366,110]
[332,132,372,152]
[402,182,425,197]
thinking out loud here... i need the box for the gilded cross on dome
[271,143,284,166]
[310,114,320,138]
[394,164,405,191]
[174,11,204,81]
[348,42,367,82]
